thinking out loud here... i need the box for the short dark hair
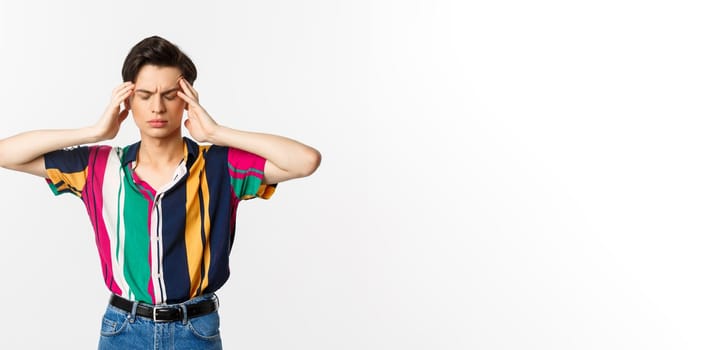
[121,35,197,84]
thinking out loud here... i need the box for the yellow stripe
[200,170,212,292]
[257,184,276,199]
[241,184,276,200]
[184,151,204,298]
[47,168,87,196]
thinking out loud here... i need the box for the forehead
[134,65,182,89]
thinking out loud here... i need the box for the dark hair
[121,36,197,84]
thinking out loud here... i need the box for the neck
[137,135,185,167]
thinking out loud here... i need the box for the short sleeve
[227,147,276,200]
[44,146,92,197]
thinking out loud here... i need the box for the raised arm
[177,78,321,184]
[0,82,134,177]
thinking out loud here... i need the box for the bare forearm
[0,82,130,171]
[176,79,320,182]
[208,126,321,178]
[0,127,98,168]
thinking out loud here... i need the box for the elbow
[297,148,321,178]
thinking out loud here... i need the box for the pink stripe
[148,265,155,304]
[131,174,156,235]
[82,146,122,295]
[228,147,265,170]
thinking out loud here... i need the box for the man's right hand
[0,81,136,177]
[91,82,134,142]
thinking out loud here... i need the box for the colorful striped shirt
[44,137,275,305]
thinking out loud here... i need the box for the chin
[141,128,182,140]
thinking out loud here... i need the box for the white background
[1,0,723,349]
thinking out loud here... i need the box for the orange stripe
[257,184,276,199]
[47,168,87,196]
[184,152,204,298]
[200,170,211,292]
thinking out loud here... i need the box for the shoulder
[45,144,112,167]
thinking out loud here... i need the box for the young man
[0,36,321,349]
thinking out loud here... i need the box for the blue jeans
[97,294,222,350]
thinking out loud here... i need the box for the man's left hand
[177,77,220,143]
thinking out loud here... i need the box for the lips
[148,120,168,128]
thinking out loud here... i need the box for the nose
[151,94,166,114]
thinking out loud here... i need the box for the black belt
[109,294,219,322]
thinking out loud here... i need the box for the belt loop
[180,303,189,325]
[129,301,139,323]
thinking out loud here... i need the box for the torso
[44,138,270,304]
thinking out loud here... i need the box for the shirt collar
[121,137,200,167]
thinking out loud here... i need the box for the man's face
[129,65,186,140]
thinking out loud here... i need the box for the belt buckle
[153,305,173,322]
[152,305,180,322]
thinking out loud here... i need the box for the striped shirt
[44,137,275,304]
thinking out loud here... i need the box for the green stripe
[122,167,152,303]
[46,179,62,196]
[231,174,262,198]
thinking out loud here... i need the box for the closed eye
[134,88,179,101]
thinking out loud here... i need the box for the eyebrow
[135,87,180,95]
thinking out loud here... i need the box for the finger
[119,85,134,98]
[184,79,199,100]
[113,83,134,98]
[179,78,199,101]
[176,90,200,108]
[178,78,194,99]
[112,81,134,96]
[114,84,135,104]
[112,82,127,95]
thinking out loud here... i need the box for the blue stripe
[205,146,235,293]
[159,165,191,304]
[45,146,90,173]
